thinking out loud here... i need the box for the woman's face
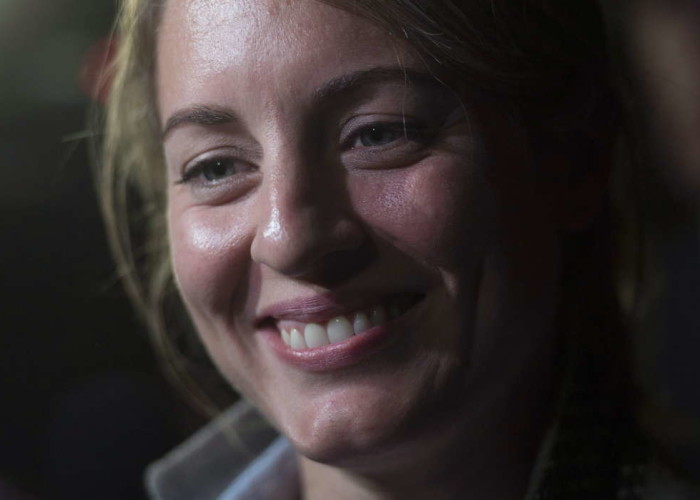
[158,0,561,463]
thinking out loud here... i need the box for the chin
[272,357,469,467]
[285,416,409,467]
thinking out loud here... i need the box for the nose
[250,167,367,281]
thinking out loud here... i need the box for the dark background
[0,2,200,499]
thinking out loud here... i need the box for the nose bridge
[251,150,362,277]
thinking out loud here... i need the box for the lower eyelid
[178,171,261,205]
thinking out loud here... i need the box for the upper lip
[255,291,422,326]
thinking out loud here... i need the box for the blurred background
[0,1,202,499]
[0,1,698,499]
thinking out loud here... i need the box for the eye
[178,157,241,185]
[200,159,236,182]
[351,123,422,149]
[356,125,403,147]
[174,154,259,204]
[340,119,435,170]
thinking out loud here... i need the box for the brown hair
[99,0,625,415]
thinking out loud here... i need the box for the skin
[157,0,573,498]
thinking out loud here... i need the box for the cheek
[168,203,252,314]
[349,161,485,270]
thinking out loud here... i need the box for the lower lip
[261,301,423,372]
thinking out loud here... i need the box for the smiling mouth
[276,294,422,351]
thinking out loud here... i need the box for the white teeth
[304,323,330,348]
[290,328,307,350]
[352,312,372,334]
[327,316,354,343]
[370,306,387,326]
[280,299,415,351]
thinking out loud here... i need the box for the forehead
[156,0,423,120]
[158,0,379,65]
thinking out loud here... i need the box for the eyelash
[176,157,245,186]
[175,120,433,186]
[344,121,429,150]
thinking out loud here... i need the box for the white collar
[146,401,297,500]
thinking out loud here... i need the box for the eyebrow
[313,66,443,101]
[162,105,238,140]
[161,66,443,139]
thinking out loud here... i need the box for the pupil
[205,161,227,181]
[213,162,226,176]
[369,127,384,142]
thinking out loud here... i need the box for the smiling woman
[101,1,650,499]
